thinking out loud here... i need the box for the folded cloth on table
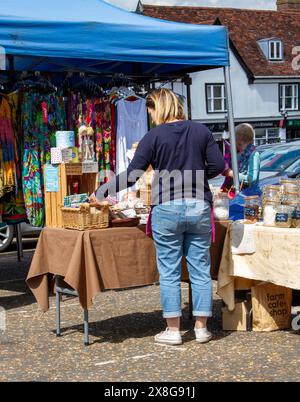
[231,220,256,255]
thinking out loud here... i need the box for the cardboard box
[222,301,252,331]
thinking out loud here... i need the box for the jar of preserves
[244,196,261,223]
[275,204,293,228]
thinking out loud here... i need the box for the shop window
[206,84,227,113]
[279,84,299,112]
[266,128,281,144]
[254,128,280,146]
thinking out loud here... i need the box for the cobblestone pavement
[1,248,300,382]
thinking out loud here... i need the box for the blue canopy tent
[0,0,239,191]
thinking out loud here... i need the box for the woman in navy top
[93,89,225,345]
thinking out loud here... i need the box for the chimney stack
[277,0,300,11]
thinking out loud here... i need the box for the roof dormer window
[269,40,283,61]
[257,38,284,62]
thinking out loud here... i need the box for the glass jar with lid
[244,196,261,223]
[282,190,299,205]
[213,192,229,221]
[263,185,281,202]
[282,191,300,228]
[263,200,279,227]
[275,204,293,228]
[280,178,300,194]
[292,203,300,228]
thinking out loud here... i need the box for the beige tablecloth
[218,222,300,311]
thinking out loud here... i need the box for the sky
[105,0,277,11]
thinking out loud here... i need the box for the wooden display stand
[44,163,98,228]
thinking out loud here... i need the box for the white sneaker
[154,328,182,345]
[194,327,213,343]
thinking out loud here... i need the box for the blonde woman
[93,88,224,345]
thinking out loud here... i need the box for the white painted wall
[184,50,300,122]
[104,0,138,11]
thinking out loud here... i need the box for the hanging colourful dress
[21,91,66,227]
[1,93,27,224]
[0,97,18,198]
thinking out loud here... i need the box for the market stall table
[26,226,158,312]
[27,221,230,309]
[218,221,300,312]
[26,221,230,344]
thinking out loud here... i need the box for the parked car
[0,222,42,253]
[209,140,300,189]
[258,141,300,186]
[259,155,300,187]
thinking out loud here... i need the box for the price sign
[82,162,99,174]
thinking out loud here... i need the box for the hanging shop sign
[205,120,280,132]
[247,121,280,129]
[45,165,59,192]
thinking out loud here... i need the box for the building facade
[142,0,300,145]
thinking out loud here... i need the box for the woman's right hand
[225,169,234,178]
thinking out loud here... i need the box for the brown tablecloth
[27,226,158,311]
[27,221,230,312]
[217,222,300,311]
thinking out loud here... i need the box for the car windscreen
[285,157,300,174]
[260,148,300,172]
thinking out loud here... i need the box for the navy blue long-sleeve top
[95,120,225,205]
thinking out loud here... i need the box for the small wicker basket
[61,202,109,230]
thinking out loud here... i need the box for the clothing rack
[0,70,193,119]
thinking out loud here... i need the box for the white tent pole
[224,65,240,194]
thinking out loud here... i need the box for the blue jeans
[151,199,212,319]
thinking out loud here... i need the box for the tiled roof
[143,5,300,78]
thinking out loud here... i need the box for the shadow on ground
[51,299,232,345]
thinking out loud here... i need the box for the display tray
[110,217,141,228]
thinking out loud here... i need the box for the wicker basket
[61,202,109,230]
